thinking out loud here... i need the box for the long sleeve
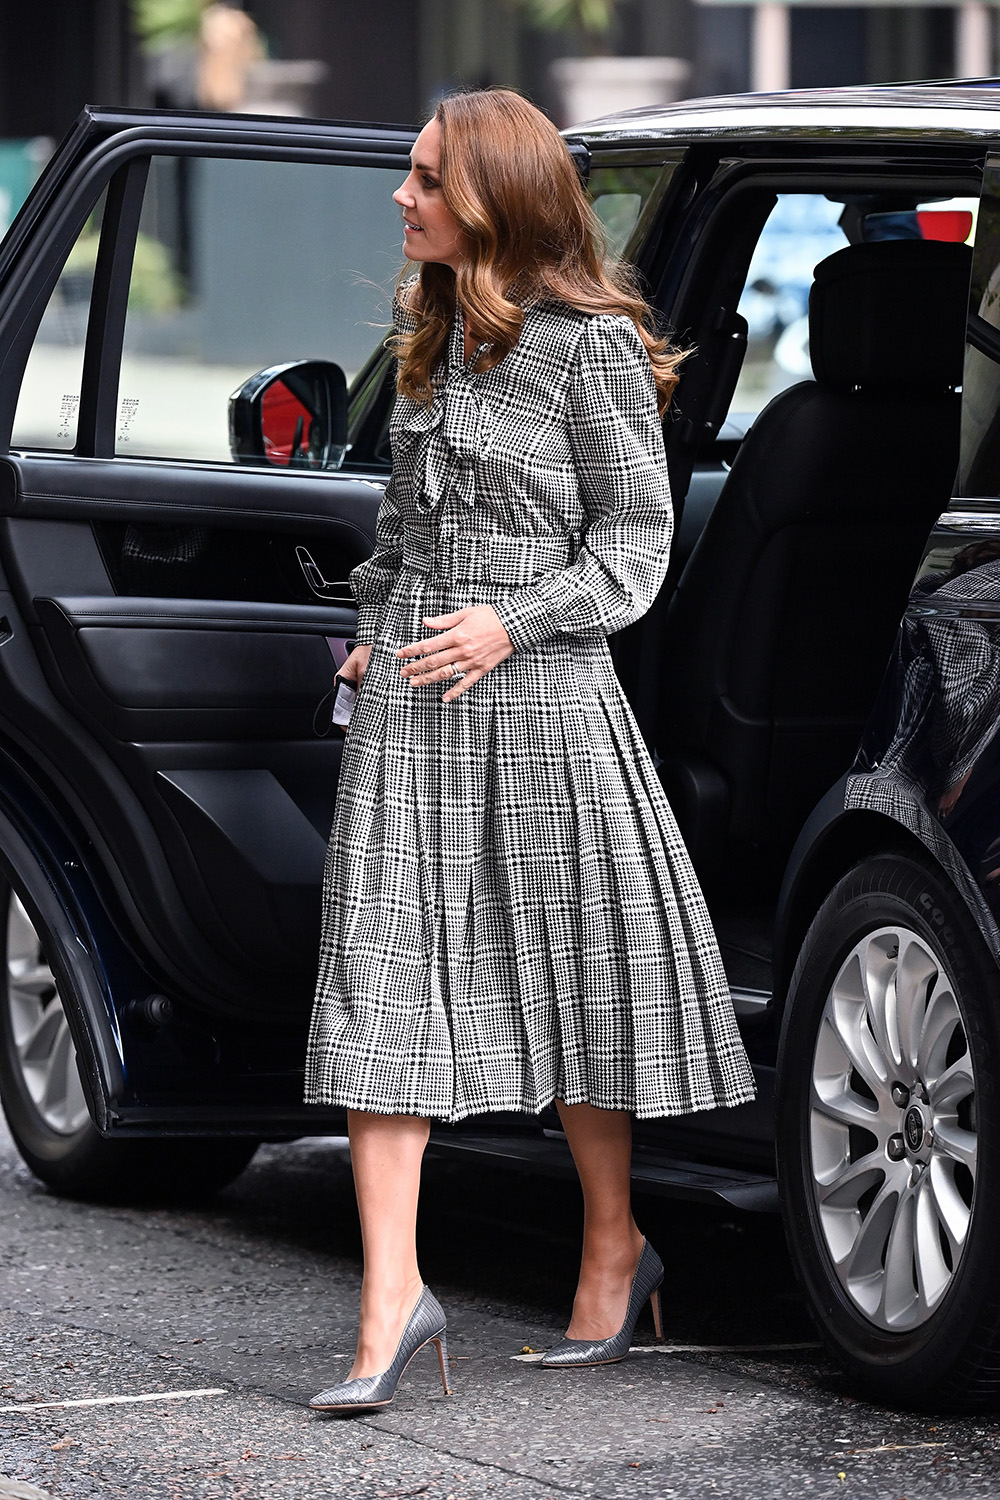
[349,470,404,643]
[348,286,418,644]
[490,314,673,651]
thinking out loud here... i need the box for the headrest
[809,239,971,391]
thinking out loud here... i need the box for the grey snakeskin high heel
[309,1285,451,1411]
[539,1237,664,1368]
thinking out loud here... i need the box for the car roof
[566,79,1000,144]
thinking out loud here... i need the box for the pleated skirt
[303,563,757,1124]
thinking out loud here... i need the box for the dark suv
[2,83,1000,1407]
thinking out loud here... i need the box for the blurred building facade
[0,0,993,149]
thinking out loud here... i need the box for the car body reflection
[849,538,1000,951]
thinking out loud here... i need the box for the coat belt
[401,530,582,588]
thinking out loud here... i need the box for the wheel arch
[0,753,125,1131]
[773,791,991,1020]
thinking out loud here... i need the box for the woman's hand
[396,604,514,702]
[339,642,373,686]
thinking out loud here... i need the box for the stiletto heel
[650,1285,663,1342]
[432,1332,452,1395]
[539,1237,665,1368]
[310,1286,451,1411]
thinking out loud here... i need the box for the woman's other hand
[396,605,514,701]
[340,643,373,687]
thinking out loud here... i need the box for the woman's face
[393,118,467,270]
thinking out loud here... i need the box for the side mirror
[228,359,348,471]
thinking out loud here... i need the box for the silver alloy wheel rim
[809,925,978,1332]
[6,893,89,1135]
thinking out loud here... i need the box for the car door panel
[36,597,354,739]
[155,765,329,951]
[0,451,386,1015]
[0,112,427,1129]
[0,454,384,542]
[0,582,352,1007]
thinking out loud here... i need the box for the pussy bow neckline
[402,303,498,516]
[400,298,552,515]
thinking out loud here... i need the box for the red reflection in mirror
[917,210,974,243]
[261,379,314,466]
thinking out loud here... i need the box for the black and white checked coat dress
[303,288,756,1123]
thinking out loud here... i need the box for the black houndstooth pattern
[303,288,756,1123]
[846,556,1000,955]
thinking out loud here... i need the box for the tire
[778,852,1000,1408]
[0,884,258,1201]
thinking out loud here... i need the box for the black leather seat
[658,238,973,882]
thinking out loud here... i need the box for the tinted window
[588,161,677,259]
[731,193,848,420]
[11,187,109,451]
[960,159,1000,496]
[732,191,976,428]
[116,155,404,464]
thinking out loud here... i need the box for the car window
[115,155,404,464]
[588,161,677,259]
[730,195,849,421]
[731,191,977,427]
[960,160,1000,497]
[10,187,109,451]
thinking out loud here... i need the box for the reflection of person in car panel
[914,544,1000,887]
[864,542,1000,889]
[847,540,1000,933]
[886,544,1000,809]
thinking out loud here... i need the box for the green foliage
[131,0,205,51]
[64,231,184,316]
[128,232,186,314]
[513,0,618,36]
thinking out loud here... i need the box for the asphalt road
[1,1118,1000,1500]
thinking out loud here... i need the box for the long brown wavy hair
[391,87,686,415]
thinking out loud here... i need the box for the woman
[304,87,755,1412]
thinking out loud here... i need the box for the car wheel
[778,852,1000,1408]
[0,884,258,1200]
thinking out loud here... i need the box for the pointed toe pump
[309,1286,452,1412]
[540,1238,664,1369]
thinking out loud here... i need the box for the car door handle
[295,546,353,602]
